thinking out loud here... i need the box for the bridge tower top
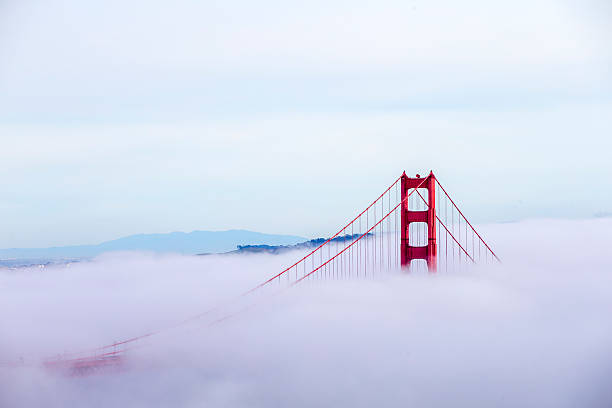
[400,171,437,272]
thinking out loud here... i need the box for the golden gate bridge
[9,171,500,376]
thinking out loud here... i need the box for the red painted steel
[435,214,475,263]
[427,173,437,272]
[400,171,437,272]
[246,175,403,293]
[29,171,501,377]
[434,179,501,262]
[44,352,125,377]
[294,179,426,284]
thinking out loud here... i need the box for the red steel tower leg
[400,171,437,272]
[400,173,409,269]
[427,172,437,272]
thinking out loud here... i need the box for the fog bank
[1,218,612,407]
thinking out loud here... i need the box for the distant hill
[214,233,368,256]
[0,230,306,260]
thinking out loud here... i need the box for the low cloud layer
[1,218,612,407]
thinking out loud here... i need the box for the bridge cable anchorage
[35,171,499,373]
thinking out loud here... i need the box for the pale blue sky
[1,0,610,247]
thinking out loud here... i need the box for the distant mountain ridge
[0,230,306,260]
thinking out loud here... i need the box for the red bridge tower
[400,171,437,272]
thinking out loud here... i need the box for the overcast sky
[1,0,611,248]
